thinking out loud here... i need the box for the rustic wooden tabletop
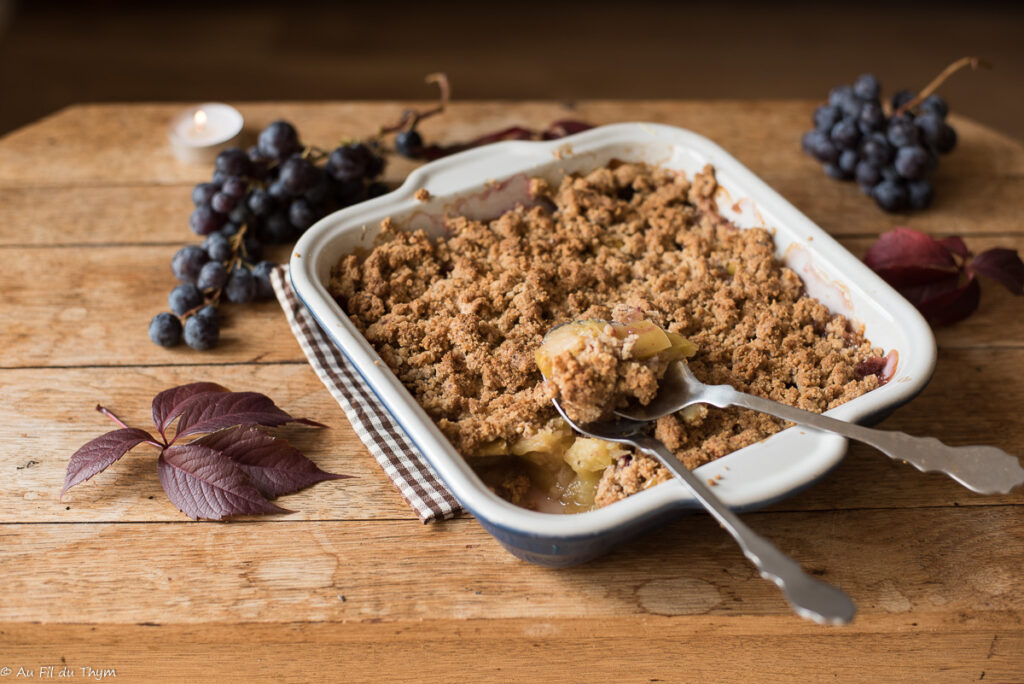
[1,102,1022,683]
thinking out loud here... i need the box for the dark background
[0,0,1022,139]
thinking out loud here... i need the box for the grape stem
[376,72,451,137]
[894,56,991,117]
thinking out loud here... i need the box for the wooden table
[1,102,1022,682]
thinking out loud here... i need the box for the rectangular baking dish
[290,122,936,566]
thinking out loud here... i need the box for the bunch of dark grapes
[149,120,386,350]
[802,73,957,212]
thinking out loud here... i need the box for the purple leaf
[864,228,958,288]
[937,235,971,260]
[152,382,228,436]
[158,443,289,520]
[194,426,350,498]
[970,248,1024,295]
[903,271,981,326]
[62,428,156,497]
[173,391,325,440]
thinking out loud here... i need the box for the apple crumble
[328,162,886,513]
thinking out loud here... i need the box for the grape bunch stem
[894,56,991,117]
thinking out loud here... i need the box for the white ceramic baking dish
[290,122,937,566]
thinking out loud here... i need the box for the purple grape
[247,188,276,216]
[211,191,238,214]
[251,260,278,300]
[171,245,209,283]
[169,283,204,316]
[830,119,860,150]
[873,179,908,212]
[894,146,930,180]
[189,205,224,236]
[215,147,251,178]
[288,197,316,230]
[907,180,934,210]
[183,314,219,350]
[395,130,424,158]
[327,143,379,182]
[196,305,219,326]
[149,313,182,347]
[260,212,295,244]
[222,177,247,198]
[224,266,256,303]
[197,261,228,292]
[203,232,233,262]
[891,90,915,111]
[935,123,957,154]
[837,149,858,177]
[279,157,319,194]
[920,94,948,119]
[860,132,893,168]
[857,101,884,134]
[257,120,300,160]
[807,130,839,163]
[855,161,881,188]
[192,182,219,207]
[887,116,919,148]
[853,73,880,100]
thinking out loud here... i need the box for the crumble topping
[328,162,883,510]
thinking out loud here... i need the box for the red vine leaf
[158,443,289,520]
[194,426,350,498]
[937,235,971,260]
[970,248,1024,295]
[151,382,228,436]
[174,391,326,440]
[903,271,981,327]
[863,227,958,288]
[62,427,156,497]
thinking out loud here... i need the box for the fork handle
[634,436,856,625]
[724,389,1024,495]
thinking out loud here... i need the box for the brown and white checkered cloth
[270,266,462,523]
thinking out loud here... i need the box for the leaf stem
[895,56,991,117]
[96,404,165,448]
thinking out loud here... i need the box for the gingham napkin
[270,266,462,523]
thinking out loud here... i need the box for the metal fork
[551,398,857,625]
[616,361,1024,495]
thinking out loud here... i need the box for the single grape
[242,234,263,262]
[395,130,424,158]
[197,261,228,292]
[886,116,919,148]
[860,132,893,168]
[828,84,854,107]
[824,163,847,180]
[222,177,248,198]
[365,148,385,179]
[192,182,219,207]
[196,305,219,326]
[215,148,251,178]
[247,188,276,216]
[855,160,881,188]
[183,314,220,351]
[260,212,296,243]
[228,202,251,226]
[805,130,839,163]
[211,191,238,214]
[257,120,300,160]
[171,245,209,283]
[873,179,908,212]
[907,180,934,210]
[830,119,860,150]
[189,205,224,236]
[224,266,256,303]
[920,94,949,119]
[891,89,915,111]
[333,178,366,205]
[169,283,204,316]
[894,145,930,180]
[204,232,233,262]
[837,149,858,177]
[211,169,231,185]
[251,260,278,299]
[857,101,884,134]
[880,165,901,183]
[219,221,241,237]
[935,123,957,154]
[289,197,316,230]
[327,143,376,182]
[279,157,319,194]
[267,179,291,200]
[149,312,182,348]
[304,178,330,204]
[853,73,880,100]
[914,113,944,148]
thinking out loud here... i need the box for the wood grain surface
[1,102,1022,683]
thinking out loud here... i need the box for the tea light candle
[168,103,244,163]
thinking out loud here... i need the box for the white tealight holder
[168,103,244,163]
